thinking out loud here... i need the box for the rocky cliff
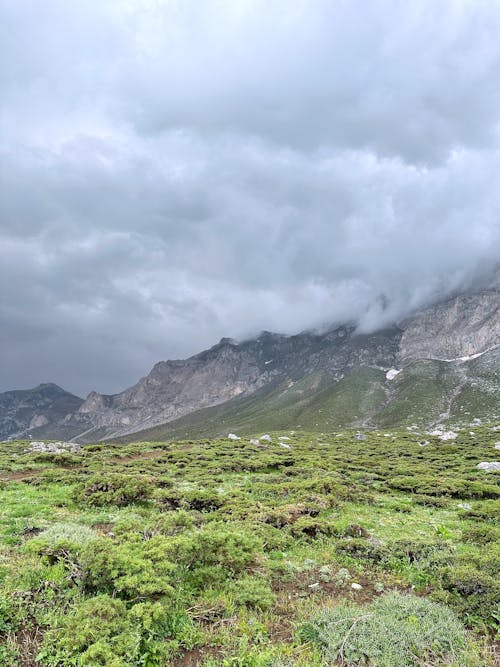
[2,289,498,442]
[0,383,83,441]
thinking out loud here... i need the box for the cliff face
[2,289,499,442]
[399,291,500,362]
[62,327,401,441]
[0,384,83,441]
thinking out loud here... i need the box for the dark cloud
[1,0,499,395]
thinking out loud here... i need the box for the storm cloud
[1,0,499,395]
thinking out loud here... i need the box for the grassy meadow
[0,427,498,666]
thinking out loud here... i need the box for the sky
[1,0,500,396]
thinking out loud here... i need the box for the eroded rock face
[2,288,499,442]
[0,384,83,441]
[398,291,499,363]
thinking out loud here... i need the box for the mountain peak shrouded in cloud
[1,0,499,395]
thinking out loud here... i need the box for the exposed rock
[25,441,81,454]
[428,428,458,440]
[351,583,363,590]
[476,461,500,471]
[0,384,83,441]
[1,288,498,443]
[399,291,499,363]
[260,434,272,442]
[227,433,240,440]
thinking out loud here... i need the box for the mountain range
[1,289,499,443]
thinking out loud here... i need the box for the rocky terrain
[1,289,498,442]
[0,383,83,441]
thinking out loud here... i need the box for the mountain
[0,383,83,441]
[1,289,499,442]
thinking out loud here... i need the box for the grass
[0,425,498,665]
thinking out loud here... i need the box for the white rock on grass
[386,369,401,381]
[249,438,260,446]
[227,433,240,440]
[279,443,291,449]
[260,434,272,442]
[278,436,291,441]
[25,441,81,454]
[494,442,500,450]
[351,583,363,590]
[476,461,500,472]
[428,428,458,440]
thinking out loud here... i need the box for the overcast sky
[1,0,499,396]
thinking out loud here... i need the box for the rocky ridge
[1,289,498,442]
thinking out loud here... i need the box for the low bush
[73,474,154,506]
[80,537,176,599]
[335,538,387,563]
[439,565,500,633]
[38,595,177,666]
[462,524,499,545]
[299,591,482,666]
[224,575,275,611]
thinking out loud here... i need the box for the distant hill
[0,383,83,441]
[1,289,498,442]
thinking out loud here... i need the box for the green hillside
[116,353,500,443]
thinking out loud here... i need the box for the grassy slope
[115,368,389,442]
[115,353,500,443]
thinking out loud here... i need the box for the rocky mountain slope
[0,383,83,441]
[1,289,498,442]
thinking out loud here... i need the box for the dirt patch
[175,646,220,666]
[108,450,166,464]
[9,624,44,667]
[0,469,44,482]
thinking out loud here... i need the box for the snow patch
[386,368,402,381]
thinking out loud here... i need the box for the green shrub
[80,537,175,599]
[26,521,97,554]
[462,525,499,545]
[289,517,338,538]
[458,499,500,521]
[156,488,223,512]
[73,474,154,506]
[38,595,174,666]
[335,537,387,562]
[388,475,499,499]
[225,575,275,610]
[299,591,481,666]
[439,565,500,633]
[0,590,18,633]
[388,538,455,567]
